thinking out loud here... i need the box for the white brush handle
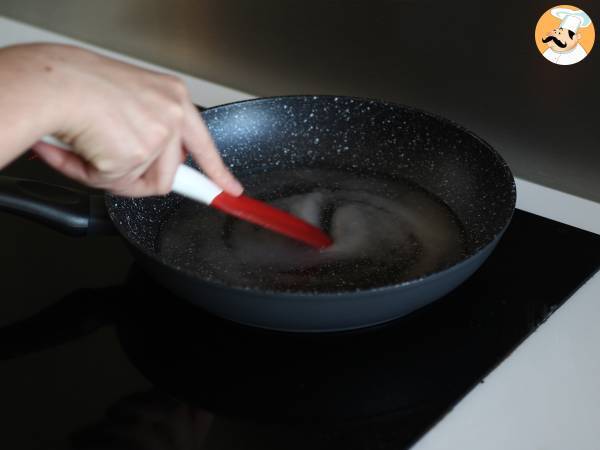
[39,135,223,204]
[171,164,222,204]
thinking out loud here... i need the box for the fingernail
[228,179,244,196]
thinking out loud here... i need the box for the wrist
[1,44,83,137]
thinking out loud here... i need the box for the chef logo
[535,5,595,65]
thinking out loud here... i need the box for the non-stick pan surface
[104,96,515,331]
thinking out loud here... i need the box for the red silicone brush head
[210,192,333,249]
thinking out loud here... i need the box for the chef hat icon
[551,7,592,33]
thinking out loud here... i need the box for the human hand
[1,43,242,197]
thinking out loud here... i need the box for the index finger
[181,102,243,196]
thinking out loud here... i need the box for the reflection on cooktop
[1,210,600,449]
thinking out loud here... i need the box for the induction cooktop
[1,157,600,450]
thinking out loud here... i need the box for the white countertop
[2,16,600,450]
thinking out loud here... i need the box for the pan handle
[0,176,115,236]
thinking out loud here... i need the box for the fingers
[143,134,187,196]
[111,134,185,197]
[182,102,244,196]
[103,136,185,197]
[32,141,92,183]
[35,114,235,201]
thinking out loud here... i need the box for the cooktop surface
[1,157,600,450]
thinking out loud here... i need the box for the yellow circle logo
[535,5,595,65]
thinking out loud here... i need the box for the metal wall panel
[1,1,599,201]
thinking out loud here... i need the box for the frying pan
[0,96,516,332]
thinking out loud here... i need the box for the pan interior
[107,96,515,293]
[158,168,467,292]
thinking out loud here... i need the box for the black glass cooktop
[1,158,600,450]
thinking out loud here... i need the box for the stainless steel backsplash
[1,0,599,201]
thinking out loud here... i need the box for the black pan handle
[0,176,115,236]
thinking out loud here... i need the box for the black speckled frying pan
[0,96,515,332]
